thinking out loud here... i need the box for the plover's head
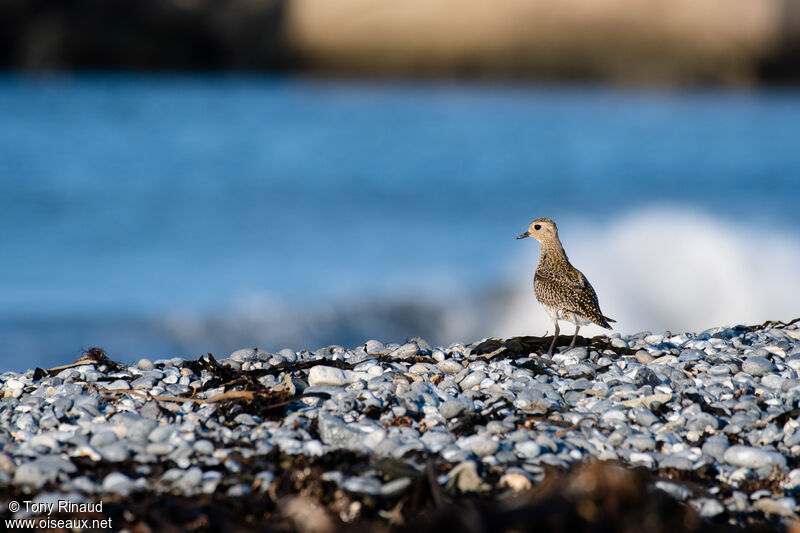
[517,217,558,243]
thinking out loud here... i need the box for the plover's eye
[534,224,541,231]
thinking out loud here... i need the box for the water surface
[1,76,799,369]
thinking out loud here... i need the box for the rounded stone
[278,348,297,362]
[486,420,513,434]
[458,435,499,457]
[754,497,798,517]
[229,349,257,362]
[124,418,159,442]
[742,357,775,377]
[699,499,725,518]
[785,469,800,491]
[234,413,258,426]
[626,436,655,451]
[439,400,468,419]
[390,343,420,360]
[628,452,655,468]
[149,424,177,443]
[193,440,215,455]
[437,360,464,375]
[723,445,786,470]
[107,379,130,390]
[655,481,691,501]
[102,472,134,495]
[0,453,16,474]
[631,407,659,427]
[701,434,730,461]
[611,338,629,349]
[14,456,76,488]
[601,409,628,423]
[659,454,693,471]
[364,340,385,353]
[90,431,119,448]
[137,359,155,371]
[99,443,130,463]
[5,379,25,391]
[515,441,541,458]
[708,364,732,376]
[459,371,486,391]
[308,366,351,387]
[562,347,589,360]
[175,467,203,492]
[146,442,175,455]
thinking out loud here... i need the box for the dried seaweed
[392,461,759,533]
[683,392,731,418]
[46,346,126,375]
[736,466,789,496]
[472,334,637,359]
[747,317,800,332]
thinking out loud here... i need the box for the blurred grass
[286,0,799,84]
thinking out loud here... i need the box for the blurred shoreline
[2,0,800,84]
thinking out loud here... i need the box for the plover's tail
[594,315,615,329]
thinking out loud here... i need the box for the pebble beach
[2,319,800,531]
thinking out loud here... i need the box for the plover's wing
[536,270,613,328]
[574,277,615,328]
[552,267,585,288]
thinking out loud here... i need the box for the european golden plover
[517,217,614,356]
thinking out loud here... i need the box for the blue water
[1,75,799,369]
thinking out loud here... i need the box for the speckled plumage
[518,217,614,355]
[534,248,612,329]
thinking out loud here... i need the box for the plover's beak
[516,232,530,240]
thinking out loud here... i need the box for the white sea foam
[159,206,800,349]
[494,207,800,339]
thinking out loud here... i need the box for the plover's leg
[548,321,560,357]
[569,326,580,350]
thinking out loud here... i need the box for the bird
[517,217,614,356]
